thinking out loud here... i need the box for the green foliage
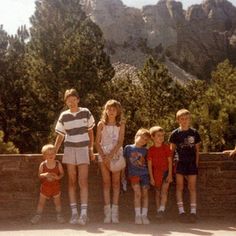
[0,131,19,154]
[189,60,236,151]
[25,0,114,151]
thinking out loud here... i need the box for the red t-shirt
[147,144,172,187]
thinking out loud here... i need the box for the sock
[142,208,148,216]
[177,202,185,214]
[70,203,78,216]
[135,208,141,216]
[158,205,165,212]
[190,203,197,214]
[80,204,88,216]
[112,204,118,211]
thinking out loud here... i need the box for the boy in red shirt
[148,126,173,219]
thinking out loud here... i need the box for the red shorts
[129,175,150,187]
[40,182,60,199]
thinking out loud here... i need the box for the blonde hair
[64,88,79,102]
[134,128,151,142]
[101,99,124,126]
[150,126,164,136]
[176,109,190,119]
[41,144,56,155]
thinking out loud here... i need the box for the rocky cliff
[81,0,236,80]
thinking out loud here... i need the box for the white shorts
[63,147,90,165]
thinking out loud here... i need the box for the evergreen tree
[25,0,114,151]
[0,25,33,152]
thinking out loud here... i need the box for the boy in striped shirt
[54,88,95,225]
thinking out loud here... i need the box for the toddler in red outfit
[31,144,65,224]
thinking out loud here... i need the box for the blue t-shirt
[169,128,201,162]
[123,144,149,177]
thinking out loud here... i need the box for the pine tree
[25,0,114,150]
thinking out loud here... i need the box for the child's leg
[176,173,185,214]
[100,162,111,205]
[111,171,121,223]
[53,194,62,214]
[132,183,142,224]
[112,171,121,205]
[53,194,65,223]
[159,182,170,212]
[67,164,78,218]
[31,194,47,224]
[36,194,47,214]
[78,164,89,216]
[141,186,150,224]
[187,175,197,214]
[155,188,161,211]
[141,187,149,215]
[132,183,141,215]
[100,162,112,223]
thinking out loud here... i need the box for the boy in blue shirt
[124,128,151,224]
[169,109,201,223]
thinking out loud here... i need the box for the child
[147,126,172,219]
[124,128,151,224]
[169,109,201,223]
[31,144,64,224]
[54,88,95,225]
[96,99,125,223]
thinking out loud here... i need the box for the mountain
[81,0,236,80]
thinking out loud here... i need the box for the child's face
[43,150,56,160]
[135,134,149,147]
[152,131,165,145]
[106,106,117,120]
[177,114,191,128]
[66,96,79,110]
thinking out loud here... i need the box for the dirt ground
[0,216,235,236]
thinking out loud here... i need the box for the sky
[0,0,236,35]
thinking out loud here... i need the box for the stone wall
[0,153,235,220]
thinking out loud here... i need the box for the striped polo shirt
[55,108,95,148]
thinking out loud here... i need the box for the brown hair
[149,126,164,136]
[176,109,190,119]
[101,99,124,126]
[134,128,151,142]
[64,88,79,102]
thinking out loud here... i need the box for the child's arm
[223,146,236,156]
[88,128,95,161]
[54,162,64,180]
[95,121,106,159]
[170,143,176,156]
[148,160,155,186]
[166,155,173,183]
[108,122,125,158]
[195,143,200,167]
[54,134,64,154]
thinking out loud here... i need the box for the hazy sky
[1,0,236,35]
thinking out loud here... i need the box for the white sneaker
[104,206,111,224]
[31,214,41,224]
[78,215,88,226]
[111,206,119,224]
[142,215,150,225]
[69,214,78,224]
[135,215,142,224]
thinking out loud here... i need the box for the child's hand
[150,177,155,186]
[89,149,96,162]
[166,175,173,183]
[43,172,56,181]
